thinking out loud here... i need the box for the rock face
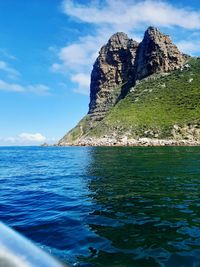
[88,27,186,121]
[135,27,186,80]
[89,32,139,121]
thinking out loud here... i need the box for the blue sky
[0,0,199,145]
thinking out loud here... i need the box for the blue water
[0,146,200,267]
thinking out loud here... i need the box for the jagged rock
[89,32,139,120]
[135,26,186,80]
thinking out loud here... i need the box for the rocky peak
[88,26,186,122]
[135,26,186,80]
[145,26,164,39]
[89,32,139,119]
[107,32,129,47]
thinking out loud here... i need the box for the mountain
[58,27,200,146]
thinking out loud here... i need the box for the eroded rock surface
[89,32,139,121]
[135,27,186,80]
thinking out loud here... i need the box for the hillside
[58,28,200,146]
[86,58,200,140]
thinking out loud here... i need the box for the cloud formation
[3,132,46,145]
[27,84,51,95]
[71,73,91,95]
[18,133,46,142]
[0,60,20,79]
[0,80,24,92]
[0,54,50,95]
[177,40,200,55]
[0,79,50,95]
[62,0,200,30]
[0,133,58,146]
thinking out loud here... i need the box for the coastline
[57,137,200,147]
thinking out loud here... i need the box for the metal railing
[0,222,67,267]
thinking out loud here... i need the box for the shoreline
[57,137,200,147]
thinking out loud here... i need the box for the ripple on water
[0,146,200,266]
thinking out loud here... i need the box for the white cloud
[59,43,92,66]
[2,133,47,145]
[177,40,200,55]
[0,133,58,146]
[51,34,102,73]
[0,79,51,95]
[0,80,24,92]
[27,84,51,95]
[18,133,46,142]
[0,56,51,95]
[62,0,200,30]
[0,60,20,79]
[71,73,90,88]
[71,73,90,95]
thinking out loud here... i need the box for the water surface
[0,146,200,267]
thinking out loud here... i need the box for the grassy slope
[88,58,200,139]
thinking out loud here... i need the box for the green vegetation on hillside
[89,58,200,139]
[61,58,200,143]
[59,115,91,143]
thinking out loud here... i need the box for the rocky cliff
[135,27,186,80]
[89,32,139,121]
[58,26,196,146]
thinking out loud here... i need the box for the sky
[0,0,200,145]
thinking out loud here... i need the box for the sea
[0,146,200,267]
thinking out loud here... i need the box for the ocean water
[0,146,200,267]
